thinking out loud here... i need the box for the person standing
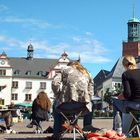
[51,61,94,139]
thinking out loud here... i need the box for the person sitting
[8,102,22,121]
[51,61,94,139]
[26,91,51,133]
[0,110,15,133]
[0,102,17,134]
[112,55,140,134]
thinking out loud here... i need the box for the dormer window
[14,70,20,75]
[37,71,43,76]
[37,71,49,77]
[26,71,31,75]
[43,71,49,77]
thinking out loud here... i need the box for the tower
[122,7,140,57]
[27,44,34,60]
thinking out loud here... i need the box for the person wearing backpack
[51,61,94,140]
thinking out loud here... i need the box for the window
[40,82,46,89]
[11,93,18,100]
[14,70,20,75]
[25,82,32,89]
[26,71,31,75]
[0,99,4,105]
[12,81,18,88]
[25,94,32,101]
[114,82,122,89]
[0,69,6,76]
[37,71,43,76]
[37,71,49,77]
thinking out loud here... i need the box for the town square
[0,0,140,140]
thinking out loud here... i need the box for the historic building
[0,44,71,106]
[123,15,140,57]
[94,13,140,102]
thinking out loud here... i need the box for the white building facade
[0,44,70,106]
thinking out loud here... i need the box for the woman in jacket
[27,91,51,133]
[51,61,94,139]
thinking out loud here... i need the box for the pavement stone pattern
[0,118,113,140]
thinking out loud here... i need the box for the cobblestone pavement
[0,118,113,140]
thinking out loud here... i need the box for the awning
[15,103,32,108]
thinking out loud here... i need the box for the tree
[104,88,112,105]
[104,85,123,105]
[113,84,123,96]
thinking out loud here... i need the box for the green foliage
[113,84,123,96]
[104,88,112,105]
[104,85,123,105]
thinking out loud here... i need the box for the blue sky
[0,0,140,77]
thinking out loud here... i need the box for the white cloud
[80,52,111,63]
[32,34,111,63]
[0,35,23,47]
[0,34,111,63]
[0,16,61,29]
[70,34,110,63]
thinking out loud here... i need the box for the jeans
[112,98,140,134]
[53,101,93,135]
[52,101,64,135]
[83,103,93,127]
[53,110,64,134]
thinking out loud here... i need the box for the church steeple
[27,43,34,60]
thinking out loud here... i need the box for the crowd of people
[0,55,140,139]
